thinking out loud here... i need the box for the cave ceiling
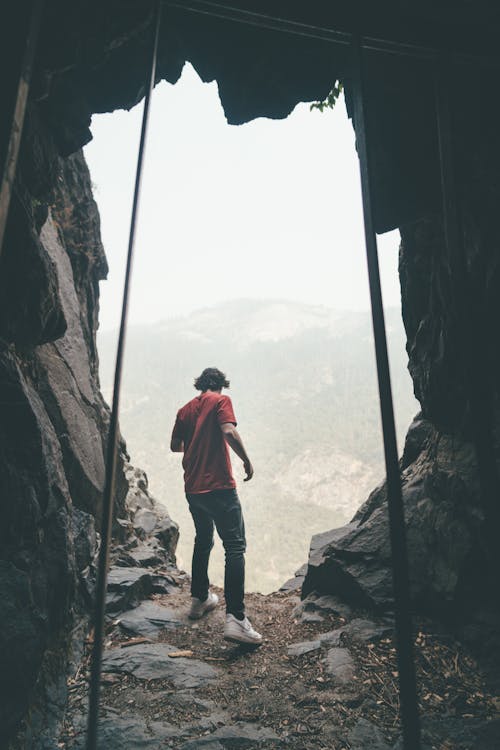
[18,1,500,231]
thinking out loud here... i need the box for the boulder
[101,643,218,689]
[279,563,307,592]
[118,600,184,637]
[303,417,493,617]
[324,648,356,685]
[106,567,176,614]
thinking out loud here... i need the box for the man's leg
[212,489,246,620]
[186,493,215,602]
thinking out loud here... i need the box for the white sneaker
[188,592,219,620]
[224,614,262,645]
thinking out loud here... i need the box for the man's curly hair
[194,367,230,392]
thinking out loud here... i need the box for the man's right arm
[170,414,184,452]
[220,423,253,481]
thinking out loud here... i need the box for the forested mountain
[98,300,418,592]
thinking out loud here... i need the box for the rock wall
[303,70,500,627]
[0,108,177,747]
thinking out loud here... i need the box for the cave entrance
[83,11,423,746]
[85,62,414,598]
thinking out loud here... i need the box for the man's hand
[221,423,253,482]
[243,459,254,482]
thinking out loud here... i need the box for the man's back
[173,391,237,494]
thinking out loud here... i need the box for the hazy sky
[84,63,401,332]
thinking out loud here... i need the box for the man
[170,367,262,646]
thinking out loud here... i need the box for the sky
[84,63,401,332]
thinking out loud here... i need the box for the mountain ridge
[98,299,418,592]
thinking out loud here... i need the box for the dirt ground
[59,575,500,750]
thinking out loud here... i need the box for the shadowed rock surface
[1,146,177,747]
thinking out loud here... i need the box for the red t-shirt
[171,391,237,494]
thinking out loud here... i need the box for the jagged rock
[133,508,157,537]
[124,463,179,562]
[125,466,156,513]
[302,417,494,616]
[324,648,356,684]
[114,544,165,568]
[280,563,307,592]
[106,567,176,613]
[303,520,393,610]
[287,640,321,657]
[153,515,180,557]
[348,718,391,749]
[101,643,217,688]
[117,600,184,637]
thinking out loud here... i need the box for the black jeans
[186,488,246,620]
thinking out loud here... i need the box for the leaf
[168,649,194,658]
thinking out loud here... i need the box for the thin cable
[85,3,162,748]
[351,37,421,750]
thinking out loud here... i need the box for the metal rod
[85,3,162,748]
[0,0,44,257]
[165,0,500,69]
[351,37,421,750]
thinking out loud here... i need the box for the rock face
[303,414,497,617]
[0,129,177,746]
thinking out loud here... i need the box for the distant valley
[98,299,419,593]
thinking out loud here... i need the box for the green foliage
[310,81,343,113]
